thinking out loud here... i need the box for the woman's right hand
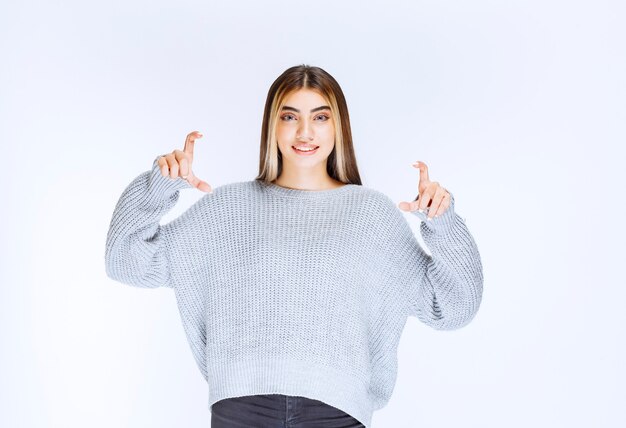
[157,131,212,193]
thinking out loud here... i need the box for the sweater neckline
[256,179,357,199]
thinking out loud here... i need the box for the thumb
[185,170,213,193]
[195,179,213,194]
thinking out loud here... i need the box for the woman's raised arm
[104,131,209,288]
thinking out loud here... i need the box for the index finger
[184,131,203,156]
[412,160,430,184]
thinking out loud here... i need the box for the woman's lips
[292,145,319,155]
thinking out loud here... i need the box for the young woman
[105,65,483,428]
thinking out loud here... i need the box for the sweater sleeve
[104,154,194,289]
[382,191,483,330]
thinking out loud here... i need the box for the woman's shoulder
[348,184,400,213]
[188,180,259,208]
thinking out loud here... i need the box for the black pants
[211,393,365,428]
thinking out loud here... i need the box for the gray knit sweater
[104,155,483,427]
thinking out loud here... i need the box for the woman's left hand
[397,160,452,220]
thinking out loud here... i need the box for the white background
[1,0,624,427]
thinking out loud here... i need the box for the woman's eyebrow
[281,105,331,113]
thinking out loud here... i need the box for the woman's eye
[281,113,329,122]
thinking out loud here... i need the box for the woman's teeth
[293,146,319,153]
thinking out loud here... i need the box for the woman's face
[275,88,336,169]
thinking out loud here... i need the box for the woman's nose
[297,121,314,140]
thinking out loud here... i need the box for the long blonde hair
[254,64,362,185]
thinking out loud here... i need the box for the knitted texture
[104,155,484,427]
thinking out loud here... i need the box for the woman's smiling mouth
[292,145,319,155]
